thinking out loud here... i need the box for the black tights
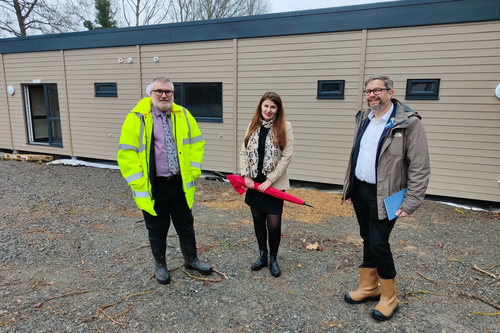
[251,208,282,257]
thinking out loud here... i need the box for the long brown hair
[244,92,287,150]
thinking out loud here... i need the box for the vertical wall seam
[233,38,238,173]
[1,54,14,150]
[357,29,368,111]
[60,50,74,156]
[137,45,142,99]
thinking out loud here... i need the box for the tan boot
[344,268,381,304]
[372,278,399,321]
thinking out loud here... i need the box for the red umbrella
[226,174,313,207]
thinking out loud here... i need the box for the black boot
[154,257,170,284]
[179,236,213,275]
[269,255,281,277]
[251,250,268,271]
[149,237,170,284]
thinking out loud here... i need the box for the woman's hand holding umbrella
[256,179,272,192]
[227,174,314,207]
[244,176,255,190]
[244,176,273,193]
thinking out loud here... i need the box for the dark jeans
[352,178,397,279]
[143,176,195,259]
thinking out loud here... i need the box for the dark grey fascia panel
[0,26,173,52]
[41,28,173,51]
[1,0,499,54]
[376,0,500,27]
[169,8,377,42]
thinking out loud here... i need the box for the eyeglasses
[363,88,390,96]
[152,89,174,97]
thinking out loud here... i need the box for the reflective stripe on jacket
[117,97,204,216]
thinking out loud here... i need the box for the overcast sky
[271,0,399,13]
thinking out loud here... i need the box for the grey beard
[370,99,389,112]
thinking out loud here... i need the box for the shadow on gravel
[0,160,499,332]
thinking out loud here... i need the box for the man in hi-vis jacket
[343,75,430,320]
[118,77,212,284]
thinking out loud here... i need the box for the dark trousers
[352,178,397,279]
[143,176,195,261]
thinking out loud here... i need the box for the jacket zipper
[142,114,153,200]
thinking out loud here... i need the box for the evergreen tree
[84,0,117,30]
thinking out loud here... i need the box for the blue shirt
[354,104,394,184]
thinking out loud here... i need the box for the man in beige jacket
[343,75,431,321]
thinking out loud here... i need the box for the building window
[174,82,223,122]
[405,79,440,100]
[95,82,118,97]
[317,80,345,99]
[22,84,62,147]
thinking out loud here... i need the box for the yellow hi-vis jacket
[117,97,205,216]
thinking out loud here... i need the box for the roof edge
[1,0,499,54]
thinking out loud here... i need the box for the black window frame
[21,83,63,147]
[173,82,223,123]
[94,82,118,97]
[317,80,345,100]
[405,79,440,100]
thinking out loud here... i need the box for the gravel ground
[0,160,499,333]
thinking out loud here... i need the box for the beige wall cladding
[140,40,235,172]
[1,13,499,204]
[2,51,71,155]
[365,21,500,202]
[0,55,11,149]
[64,46,139,160]
[237,32,363,184]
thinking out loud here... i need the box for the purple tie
[160,112,179,175]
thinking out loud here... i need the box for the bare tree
[170,0,197,22]
[198,0,271,19]
[120,0,173,26]
[0,0,82,37]
[168,0,271,22]
[0,0,270,37]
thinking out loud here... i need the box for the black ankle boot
[155,259,170,284]
[179,237,213,275]
[184,258,213,275]
[269,255,281,277]
[251,250,268,271]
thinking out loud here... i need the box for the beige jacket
[343,99,431,219]
[240,121,293,190]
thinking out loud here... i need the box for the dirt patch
[199,186,355,224]
[0,160,499,333]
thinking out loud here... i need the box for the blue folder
[384,189,407,221]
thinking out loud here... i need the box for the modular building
[1,0,499,202]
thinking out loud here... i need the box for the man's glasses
[363,88,390,96]
[152,89,174,97]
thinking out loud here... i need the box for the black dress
[245,126,284,215]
